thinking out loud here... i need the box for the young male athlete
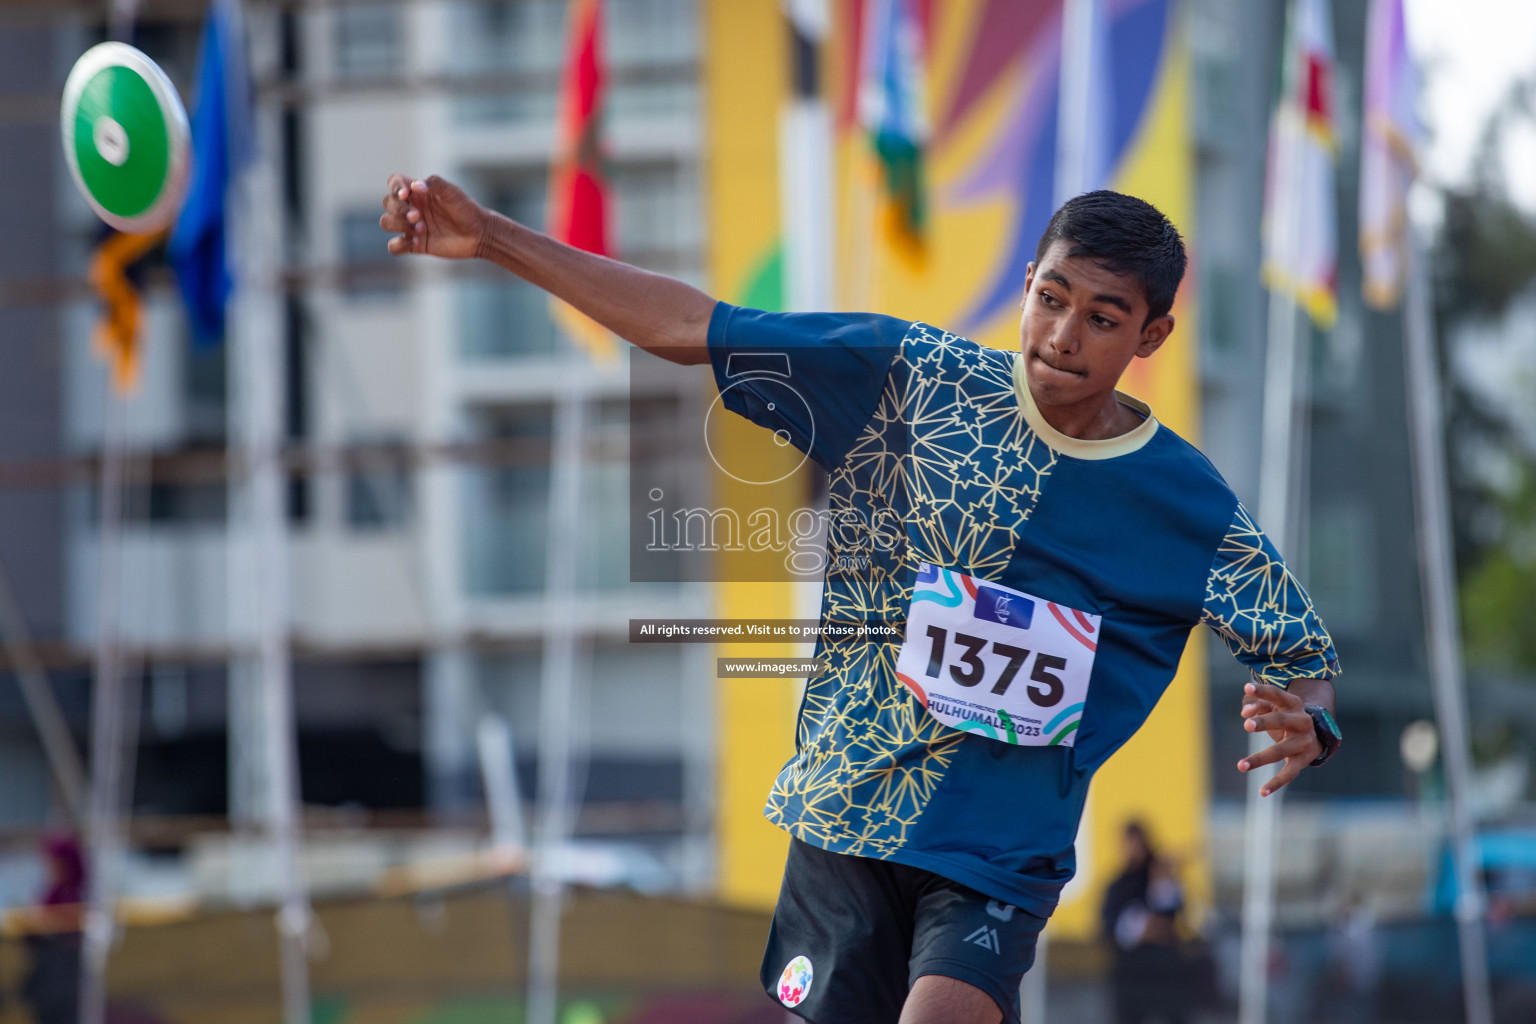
[379,175,1343,1024]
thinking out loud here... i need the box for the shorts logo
[965,925,1001,953]
[778,955,814,1008]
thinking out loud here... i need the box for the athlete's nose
[1049,315,1083,356]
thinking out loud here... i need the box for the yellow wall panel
[703,0,801,911]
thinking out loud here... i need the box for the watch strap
[1304,705,1342,767]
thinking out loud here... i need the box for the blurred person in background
[1101,821,1190,1024]
[1323,892,1379,1024]
[18,834,84,1024]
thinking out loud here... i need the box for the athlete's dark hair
[1034,190,1187,325]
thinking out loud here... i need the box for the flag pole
[1402,234,1493,1024]
[241,159,313,1024]
[525,361,587,1024]
[79,392,129,1024]
[1055,0,1105,207]
[528,4,605,1014]
[781,0,834,315]
[80,6,151,1020]
[1237,272,1299,1024]
[1240,65,1310,1024]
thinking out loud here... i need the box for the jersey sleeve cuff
[1248,653,1340,689]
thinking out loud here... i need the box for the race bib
[895,563,1100,746]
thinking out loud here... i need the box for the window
[472,641,687,800]
[336,5,401,78]
[462,398,660,595]
[141,480,227,525]
[452,0,566,75]
[1199,262,1243,356]
[339,208,399,298]
[1307,498,1376,635]
[612,162,702,271]
[346,440,414,531]
[183,335,227,442]
[463,405,552,594]
[460,277,560,358]
[607,0,698,68]
[448,0,697,125]
[460,180,558,358]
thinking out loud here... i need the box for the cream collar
[1011,353,1159,460]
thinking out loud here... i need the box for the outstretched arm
[380,173,715,365]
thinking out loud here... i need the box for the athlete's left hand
[1237,681,1323,797]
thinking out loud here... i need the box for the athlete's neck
[1032,388,1143,441]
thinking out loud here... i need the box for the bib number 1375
[917,625,1069,707]
[895,564,1100,747]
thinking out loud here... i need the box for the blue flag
[169,0,251,347]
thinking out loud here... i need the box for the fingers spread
[1240,743,1280,770]
[1262,757,1307,797]
[1244,710,1304,735]
[1239,734,1307,773]
[1245,682,1299,707]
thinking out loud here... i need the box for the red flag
[548,0,616,361]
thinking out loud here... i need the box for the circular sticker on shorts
[777,954,814,1008]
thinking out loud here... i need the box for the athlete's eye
[1091,315,1116,329]
[1039,291,1060,307]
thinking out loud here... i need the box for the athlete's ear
[1135,314,1174,358]
[1021,262,1037,306]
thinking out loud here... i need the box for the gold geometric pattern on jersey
[767,324,1060,858]
[1200,502,1339,685]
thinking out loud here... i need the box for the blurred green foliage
[1458,467,1536,672]
[1432,80,1536,677]
[1437,188,1536,323]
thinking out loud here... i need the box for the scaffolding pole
[0,553,87,826]
[229,3,310,1020]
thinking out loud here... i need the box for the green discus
[61,42,190,234]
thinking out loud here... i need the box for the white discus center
[93,116,129,166]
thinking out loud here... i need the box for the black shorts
[761,838,1047,1024]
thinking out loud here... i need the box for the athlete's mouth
[1032,353,1084,378]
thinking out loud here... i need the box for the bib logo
[778,955,814,1008]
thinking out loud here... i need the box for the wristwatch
[1303,705,1342,767]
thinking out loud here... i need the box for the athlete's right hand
[380,173,489,260]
